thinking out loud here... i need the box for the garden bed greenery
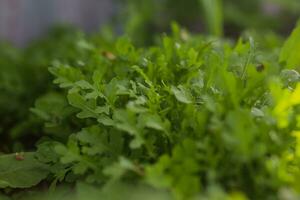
[0,19,300,199]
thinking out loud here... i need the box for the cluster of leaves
[0,22,300,199]
[0,26,100,152]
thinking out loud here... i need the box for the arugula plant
[0,22,300,200]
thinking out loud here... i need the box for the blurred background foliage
[0,0,299,46]
[118,0,300,45]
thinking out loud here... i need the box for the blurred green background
[118,0,300,45]
[0,0,299,45]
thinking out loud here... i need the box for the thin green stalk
[200,0,224,36]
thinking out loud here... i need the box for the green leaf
[171,85,193,104]
[31,92,70,122]
[138,113,168,133]
[0,153,49,188]
[49,64,85,88]
[280,22,300,68]
[103,157,136,180]
[113,109,144,148]
[146,139,200,199]
[67,92,98,119]
[77,126,109,156]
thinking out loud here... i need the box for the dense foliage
[1,21,300,199]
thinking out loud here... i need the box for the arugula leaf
[280,21,300,69]
[171,85,193,104]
